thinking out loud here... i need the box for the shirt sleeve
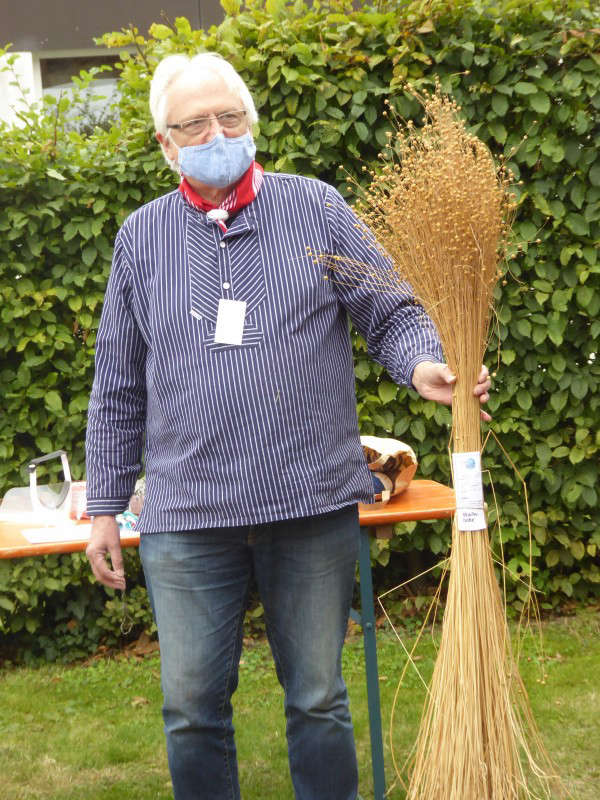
[324,184,443,387]
[85,231,147,516]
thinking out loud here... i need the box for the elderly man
[86,52,490,800]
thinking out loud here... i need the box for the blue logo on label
[466,458,476,469]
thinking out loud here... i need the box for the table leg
[358,526,386,800]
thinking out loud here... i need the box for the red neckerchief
[178,162,264,232]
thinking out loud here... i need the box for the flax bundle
[331,89,563,799]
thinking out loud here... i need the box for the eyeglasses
[166,110,247,136]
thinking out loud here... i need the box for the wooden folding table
[0,478,455,799]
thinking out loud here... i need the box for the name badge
[214,298,246,345]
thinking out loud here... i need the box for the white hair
[149,52,259,138]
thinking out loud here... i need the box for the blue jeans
[139,505,361,800]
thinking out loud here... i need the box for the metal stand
[354,526,386,800]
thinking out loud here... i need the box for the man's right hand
[86,515,126,590]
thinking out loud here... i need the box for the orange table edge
[0,480,456,560]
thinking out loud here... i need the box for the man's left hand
[411,361,492,422]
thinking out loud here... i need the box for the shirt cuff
[86,497,131,517]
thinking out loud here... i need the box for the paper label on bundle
[452,451,486,531]
[214,299,246,345]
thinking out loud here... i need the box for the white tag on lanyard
[214,298,246,345]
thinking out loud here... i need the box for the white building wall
[0,52,43,126]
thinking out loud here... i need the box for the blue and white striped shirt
[85,173,442,532]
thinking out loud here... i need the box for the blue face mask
[177,132,256,188]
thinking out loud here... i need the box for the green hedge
[0,0,599,661]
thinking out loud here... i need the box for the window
[40,53,122,131]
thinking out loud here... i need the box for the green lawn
[0,609,598,799]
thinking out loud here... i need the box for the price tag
[452,451,486,531]
[214,298,246,345]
